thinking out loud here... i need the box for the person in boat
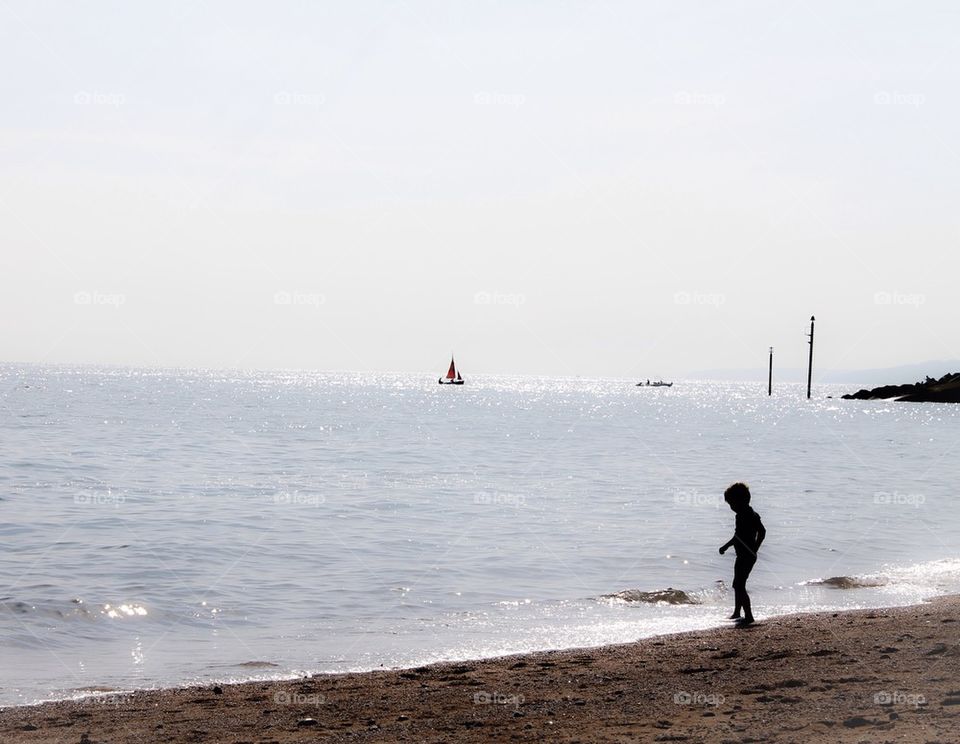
[718,482,766,627]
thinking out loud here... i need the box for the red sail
[446,358,456,379]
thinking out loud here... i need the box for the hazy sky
[1,1,958,378]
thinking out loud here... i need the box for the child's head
[724,482,751,511]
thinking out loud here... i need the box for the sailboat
[439,355,464,385]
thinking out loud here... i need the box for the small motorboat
[439,355,464,385]
[636,379,673,387]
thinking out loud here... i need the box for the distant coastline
[690,359,960,385]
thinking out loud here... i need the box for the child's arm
[755,518,766,552]
[718,537,735,554]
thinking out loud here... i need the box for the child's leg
[730,565,742,618]
[736,555,757,622]
[740,588,752,622]
[729,595,741,619]
[732,555,755,622]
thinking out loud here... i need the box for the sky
[1,1,958,378]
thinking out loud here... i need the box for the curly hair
[724,482,751,506]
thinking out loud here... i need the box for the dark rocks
[841,716,875,728]
[842,373,960,402]
[775,679,807,688]
[712,649,740,659]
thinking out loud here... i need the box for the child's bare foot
[736,616,755,627]
[728,613,741,620]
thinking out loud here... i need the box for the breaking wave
[599,588,701,605]
[802,576,887,590]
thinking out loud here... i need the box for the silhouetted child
[718,482,766,626]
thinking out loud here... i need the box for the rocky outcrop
[842,373,960,402]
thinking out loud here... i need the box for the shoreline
[2,597,960,742]
[2,587,944,710]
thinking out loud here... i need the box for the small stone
[297,718,319,727]
[212,686,223,695]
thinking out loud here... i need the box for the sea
[2,364,959,707]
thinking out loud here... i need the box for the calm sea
[1,365,958,706]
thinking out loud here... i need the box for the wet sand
[2,597,959,743]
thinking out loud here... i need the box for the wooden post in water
[768,347,773,396]
[806,316,815,399]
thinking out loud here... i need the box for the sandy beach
[2,597,959,743]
